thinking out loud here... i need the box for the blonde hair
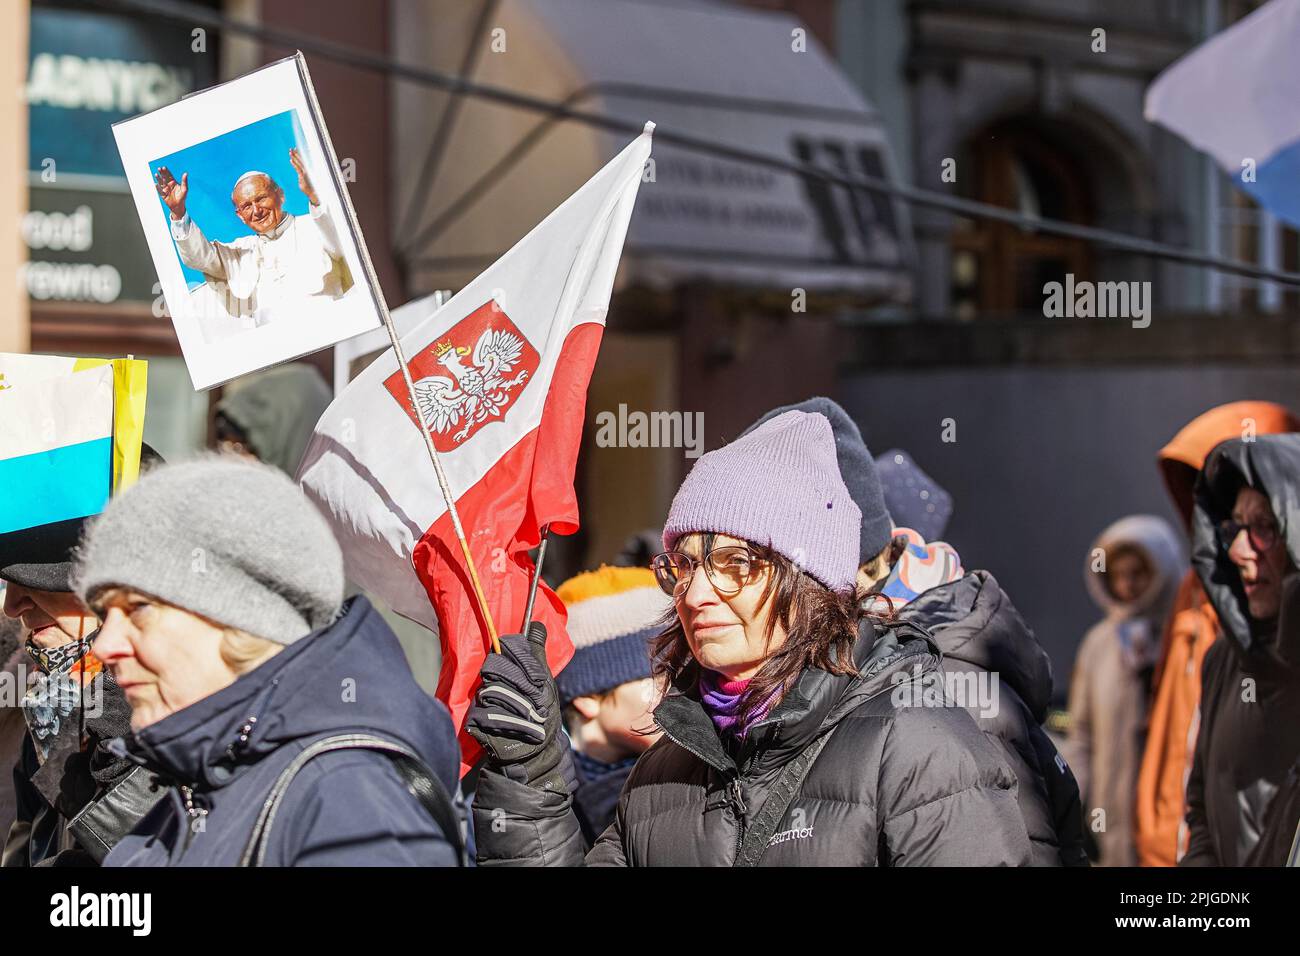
[219,627,282,674]
[87,586,284,674]
[857,539,897,590]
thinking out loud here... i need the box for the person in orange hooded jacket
[1134,401,1300,866]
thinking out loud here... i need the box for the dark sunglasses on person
[1216,518,1279,554]
[651,546,768,597]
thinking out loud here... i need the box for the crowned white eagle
[411,326,531,442]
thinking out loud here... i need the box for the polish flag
[299,125,653,774]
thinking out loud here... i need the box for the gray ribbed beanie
[74,455,344,644]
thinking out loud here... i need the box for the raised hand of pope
[154,166,188,220]
[289,147,319,206]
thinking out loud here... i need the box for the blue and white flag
[1145,0,1300,226]
[0,365,113,534]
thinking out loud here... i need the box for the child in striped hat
[557,565,671,846]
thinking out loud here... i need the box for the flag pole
[291,53,500,655]
[386,319,501,655]
[521,525,551,631]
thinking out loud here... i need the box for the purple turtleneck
[699,671,774,740]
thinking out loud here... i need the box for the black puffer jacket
[1182,436,1300,866]
[474,620,1032,866]
[900,571,1088,866]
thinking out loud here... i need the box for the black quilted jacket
[474,620,1032,866]
[900,571,1088,866]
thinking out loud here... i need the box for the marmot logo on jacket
[768,825,815,847]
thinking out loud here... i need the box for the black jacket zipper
[175,784,209,858]
[656,720,752,860]
[728,775,747,858]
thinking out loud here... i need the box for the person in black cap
[0,449,164,866]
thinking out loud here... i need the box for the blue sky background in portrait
[150,109,315,288]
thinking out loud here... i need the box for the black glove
[466,622,573,795]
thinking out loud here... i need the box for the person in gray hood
[1064,515,1183,866]
[1182,435,1300,866]
[219,361,442,695]
[214,362,332,476]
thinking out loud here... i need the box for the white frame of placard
[113,53,382,390]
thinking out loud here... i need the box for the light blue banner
[0,436,111,534]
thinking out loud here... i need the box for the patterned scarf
[21,634,101,764]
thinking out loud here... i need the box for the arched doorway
[950,118,1098,318]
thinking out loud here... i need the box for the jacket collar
[123,597,369,791]
[652,617,941,776]
[125,632,305,791]
[255,212,294,242]
[653,686,733,774]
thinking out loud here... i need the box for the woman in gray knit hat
[468,410,1032,866]
[73,455,465,867]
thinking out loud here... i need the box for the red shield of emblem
[384,300,541,452]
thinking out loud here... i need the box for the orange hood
[1158,401,1300,531]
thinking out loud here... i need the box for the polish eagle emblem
[411,327,531,443]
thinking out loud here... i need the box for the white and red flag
[299,125,653,774]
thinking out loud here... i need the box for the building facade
[830,0,1300,688]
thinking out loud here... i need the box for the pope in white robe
[154,149,353,334]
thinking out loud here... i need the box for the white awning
[391,0,913,302]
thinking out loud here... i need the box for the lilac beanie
[662,411,861,593]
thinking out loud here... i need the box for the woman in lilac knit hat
[468,410,1031,866]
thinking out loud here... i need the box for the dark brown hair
[650,532,875,724]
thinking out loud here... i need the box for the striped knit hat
[555,566,672,706]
